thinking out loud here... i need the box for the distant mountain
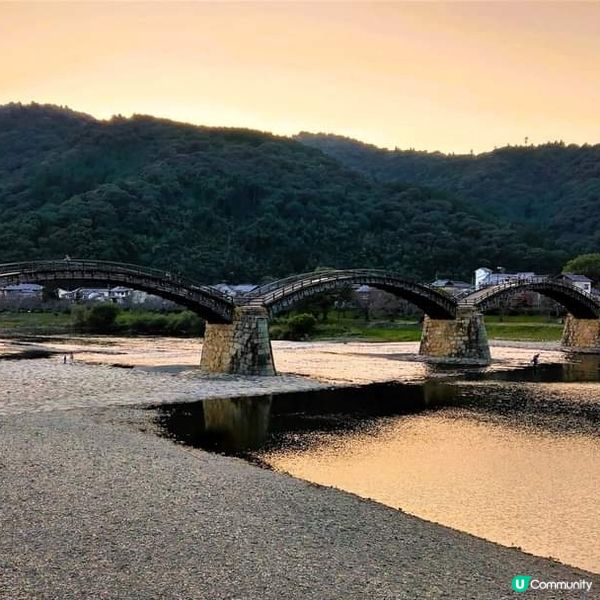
[295,133,600,253]
[0,103,566,282]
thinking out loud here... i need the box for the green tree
[563,253,600,285]
[85,303,121,332]
[70,304,88,329]
[286,313,317,340]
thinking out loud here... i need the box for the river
[154,356,600,574]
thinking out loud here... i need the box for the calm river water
[155,356,600,574]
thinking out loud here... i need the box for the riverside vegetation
[0,307,562,343]
[270,312,564,343]
[0,305,205,337]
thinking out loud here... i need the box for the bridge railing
[241,271,318,298]
[458,275,600,307]
[460,275,547,299]
[245,268,447,303]
[0,259,234,303]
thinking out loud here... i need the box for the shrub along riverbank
[0,305,205,337]
[0,308,563,342]
[71,304,206,336]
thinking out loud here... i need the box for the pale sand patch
[0,336,570,417]
[6,336,566,380]
[1,336,203,367]
[273,340,566,382]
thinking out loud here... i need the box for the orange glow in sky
[1,2,599,153]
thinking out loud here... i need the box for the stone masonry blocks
[561,315,600,353]
[200,306,276,375]
[419,309,491,365]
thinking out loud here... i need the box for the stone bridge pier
[201,305,495,374]
[561,315,600,353]
[200,306,276,375]
[419,309,491,365]
[199,308,600,376]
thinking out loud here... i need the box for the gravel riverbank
[0,358,329,417]
[1,337,596,598]
[1,408,597,600]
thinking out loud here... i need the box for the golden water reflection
[261,412,600,573]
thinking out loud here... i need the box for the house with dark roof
[431,279,473,296]
[557,273,592,294]
[0,283,43,298]
[213,284,258,297]
[57,287,150,304]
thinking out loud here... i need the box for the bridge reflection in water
[153,355,600,455]
[203,396,272,451]
[154,382,469,454]
[156,395,273,452]
[148,357,600,572]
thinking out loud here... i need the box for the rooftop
[0,283,43,292]
[431,279,471,288]
[560,273,592,282]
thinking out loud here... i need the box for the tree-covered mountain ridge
[295,132,600,253]
[0,103,575,282]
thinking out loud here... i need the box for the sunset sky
[1,2,598,153]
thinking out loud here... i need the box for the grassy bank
[0,309,564,342]
[0,311,73,334]
[273,312,564,343]
[310,317,422,342]
[485,319,563,342]
[0,308,205,337]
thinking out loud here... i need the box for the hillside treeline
[296,132,600,256]
[0,103,577,283]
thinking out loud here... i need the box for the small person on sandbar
[63,354,67,364]
[69,352,74,364]
[531,353,540,367]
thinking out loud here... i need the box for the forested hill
[295,133,600,253]
[0,103,566,282]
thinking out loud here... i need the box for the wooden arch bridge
[2,260,599,374]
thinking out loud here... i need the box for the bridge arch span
[459,278,600,319]
[245,270,457,319]
[0,260,235,323]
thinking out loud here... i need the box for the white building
[558,273,592,294]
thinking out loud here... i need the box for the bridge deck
[0,260,235,323]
